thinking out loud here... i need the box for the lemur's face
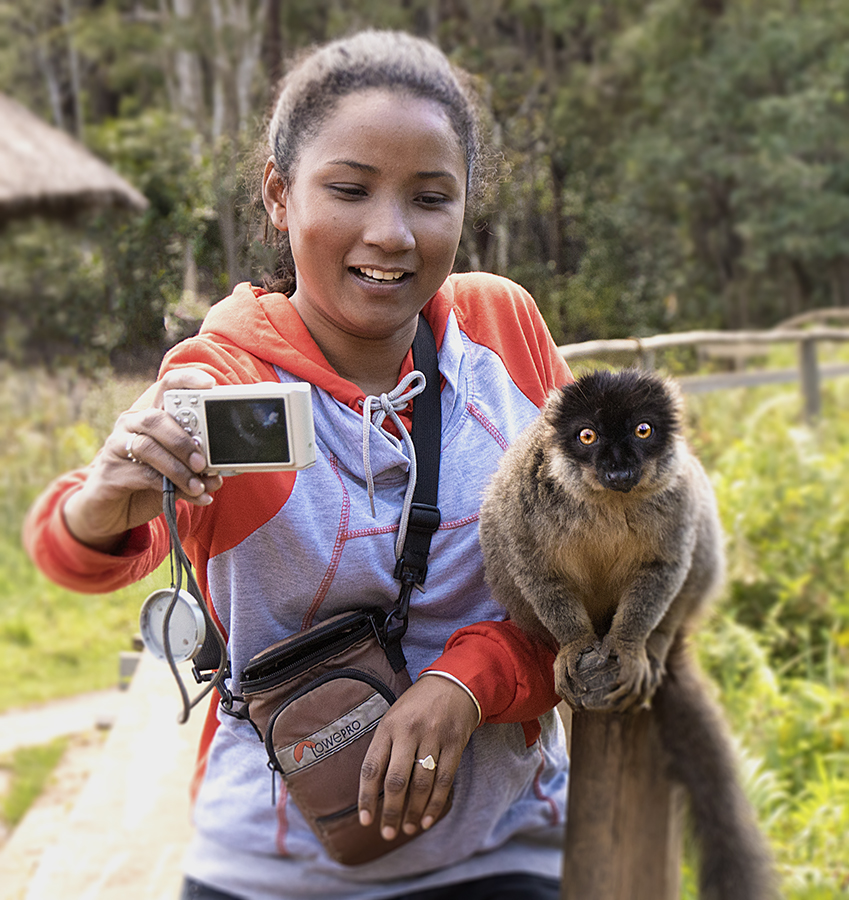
[545,370,681,494]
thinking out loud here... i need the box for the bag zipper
[315,796,380,824]
[241,612,378,692]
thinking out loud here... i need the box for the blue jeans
[180,872,561,900]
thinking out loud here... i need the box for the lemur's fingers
[597,633,615,661]
[554,649,590,708]
[605,649,655,709]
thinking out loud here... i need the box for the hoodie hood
[194,281,454,416]
[165,279,460,497]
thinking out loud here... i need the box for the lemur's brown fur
[479,369,775,900]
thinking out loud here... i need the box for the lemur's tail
[653,634,777,900]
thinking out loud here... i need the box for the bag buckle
[379,604,410,673]
[393,502,440,587]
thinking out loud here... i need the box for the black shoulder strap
[395,315,441,585]
[382,315,442,670]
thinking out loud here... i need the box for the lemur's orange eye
[579,428,597,445]
[635,422,652,439]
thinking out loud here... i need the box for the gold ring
[416,755,436,771]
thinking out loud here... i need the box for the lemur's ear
[543,386,569,428]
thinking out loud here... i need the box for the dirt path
[0,654,202,900]
[0,688,128,849]
[0,688,126,756]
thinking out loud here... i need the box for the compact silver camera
[164,382,316,476]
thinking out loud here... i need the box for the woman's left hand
[357,674,480,841]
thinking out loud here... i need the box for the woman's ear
[262,157,288,232]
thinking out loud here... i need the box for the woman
[25,29,572,900]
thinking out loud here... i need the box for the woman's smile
[348,266,415,291]
[352,266,411,283]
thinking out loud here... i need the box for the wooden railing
[558,325,849,420]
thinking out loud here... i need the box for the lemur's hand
[554,638,597,708]
[603,635,659,711]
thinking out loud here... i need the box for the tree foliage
[3,0,849,366]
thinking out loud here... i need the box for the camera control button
[175,409,199,431]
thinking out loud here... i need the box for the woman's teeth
[357,267,406,282]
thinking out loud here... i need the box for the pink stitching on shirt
[302,456,350,629]
[346,523,398,539]
[302,447,482,626]
[442,514,479,529]
[467,403,509,451]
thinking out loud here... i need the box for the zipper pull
[268,761,277,806]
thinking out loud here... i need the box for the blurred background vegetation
[4,0,849,370]
[2,0,849,896]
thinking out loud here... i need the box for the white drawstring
[362,371,427,558]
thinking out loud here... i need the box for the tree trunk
[170,0,205,132]
[35,38,65,131]
[263,0,283,90]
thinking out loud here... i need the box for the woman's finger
[417,743,465,831]
[146,367,218,408]
[399,751,439,835]
[375,740,421,841]
[113,404,222,500]
[117,427,208,498]
[61,375,224,552]
[358,727,392,829]
[358,675,480,840]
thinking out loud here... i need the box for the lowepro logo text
[276,690,390,774]
[294,720,364,762]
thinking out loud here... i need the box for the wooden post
[799,338,821,420]
[635,347,656,371]
[561,707,685,900]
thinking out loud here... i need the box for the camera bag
[205,317,444,865]
[239,608,424,864]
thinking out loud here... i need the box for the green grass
[678,367,849,898]
[0,738,68,827]
[1,364,161,712]
[0,551,165,712]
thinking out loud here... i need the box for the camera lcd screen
[205,398,291,466]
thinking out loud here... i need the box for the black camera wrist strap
[172,314,440,709]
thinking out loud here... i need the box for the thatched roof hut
[0,93,148,225]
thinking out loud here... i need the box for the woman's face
[263,88,467,349]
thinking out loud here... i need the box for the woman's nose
[362,199,415,252]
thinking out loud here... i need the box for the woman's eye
[417,193,447,205]
[635,423,652,439]
[330,184,366,198]
[578,428,597,445]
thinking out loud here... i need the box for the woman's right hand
[62,368,225,552]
